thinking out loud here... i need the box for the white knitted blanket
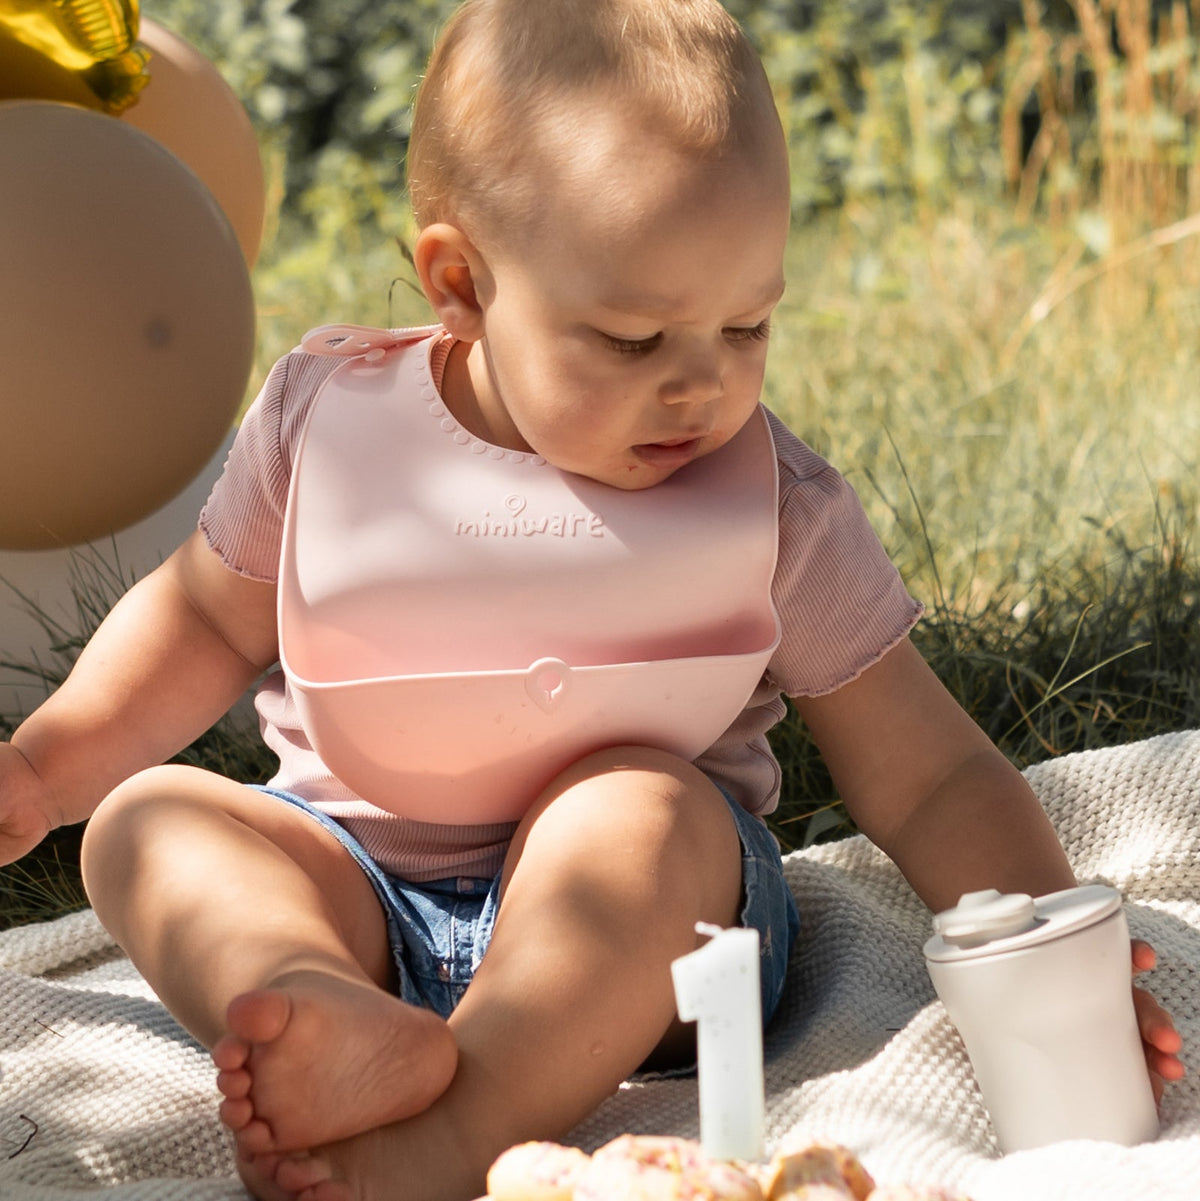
[2,731,1199,1200]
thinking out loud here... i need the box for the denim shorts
[253,784,800,1026]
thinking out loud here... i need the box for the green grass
[759,195,1200,848]
[771,492,1200,851]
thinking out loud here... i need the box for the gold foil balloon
[0,26,104,108]
[0,100,255,550]
[121,19,265,266]
[0,0,148,111]
[0,11,267,266]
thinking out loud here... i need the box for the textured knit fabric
[199,330,922,880]
[3,731,1200,1200]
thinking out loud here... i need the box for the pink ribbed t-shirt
[199,332,922,881]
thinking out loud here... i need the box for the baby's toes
[227,987,293,1044]
[218,1095,256,1133]
[216,1064,252,1101]
[235,1150,304,1201]
[273,1151,335,1194]
[233,1117,280,1157]
[212,1032,253,1073]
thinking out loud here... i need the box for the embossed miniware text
[454,494,606,539]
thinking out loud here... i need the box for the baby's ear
[413,223,491,341]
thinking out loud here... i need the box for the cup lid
[924,884,1122,962]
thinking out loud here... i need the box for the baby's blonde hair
[407,0,777,245]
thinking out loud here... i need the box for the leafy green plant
[729,0,1021,213]
[144,0,456,198]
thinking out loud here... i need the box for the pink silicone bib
[279,326,781,824]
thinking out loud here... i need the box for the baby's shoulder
[266,323,446,451]
[278,323,442,400]
[763,408,847,494]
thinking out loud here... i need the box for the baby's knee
[85,765,163,840]
[79,771,151,909]
[552,744,711,797]
[81,765,213,880]
[86,763,189,827]
[535,744,737,852]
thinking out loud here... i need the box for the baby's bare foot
[212,969,457,1156]
[236,1148,345,1201]
[237,1107,489,1201]
[235,1149,334,1201]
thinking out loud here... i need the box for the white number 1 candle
[671,921,765,1162]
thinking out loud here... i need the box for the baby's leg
[252,745,746,1201]
[79,765,457,1153]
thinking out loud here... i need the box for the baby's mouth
[631,437,704,468]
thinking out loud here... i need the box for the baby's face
[453,102,791,490]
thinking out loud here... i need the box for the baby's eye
[598,331,663,355]
[724,319,772,345]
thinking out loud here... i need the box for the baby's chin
[583,464,690,492]
[569,444,719,491]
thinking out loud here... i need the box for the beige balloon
[0,100,255,550]
[121,18,266,267]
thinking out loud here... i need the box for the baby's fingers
[1133,985,1184,1058]
[1128,942,1184,1104]
[1130,940,1183,1061]
[1130,938,1158,974]
[1132,983,1185,1105]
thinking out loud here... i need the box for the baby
[0,2,1183,1200]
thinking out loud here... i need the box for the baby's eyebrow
[600,278,787,321]
[745,279,788,313]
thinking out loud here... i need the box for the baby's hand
[0,741,56,867]
[1131,939,1185,1105]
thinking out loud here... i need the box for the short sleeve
[765,412,922,697]
[199,349,341,582]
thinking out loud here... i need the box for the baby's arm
[795,637,1072,909]
[0,530,277,865]
[792,636,1183,1093]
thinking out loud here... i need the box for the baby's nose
[661,346,722,405]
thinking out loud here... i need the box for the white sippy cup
[923,885,1159,1152]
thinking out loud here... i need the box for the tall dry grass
[999,0,1200,357]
